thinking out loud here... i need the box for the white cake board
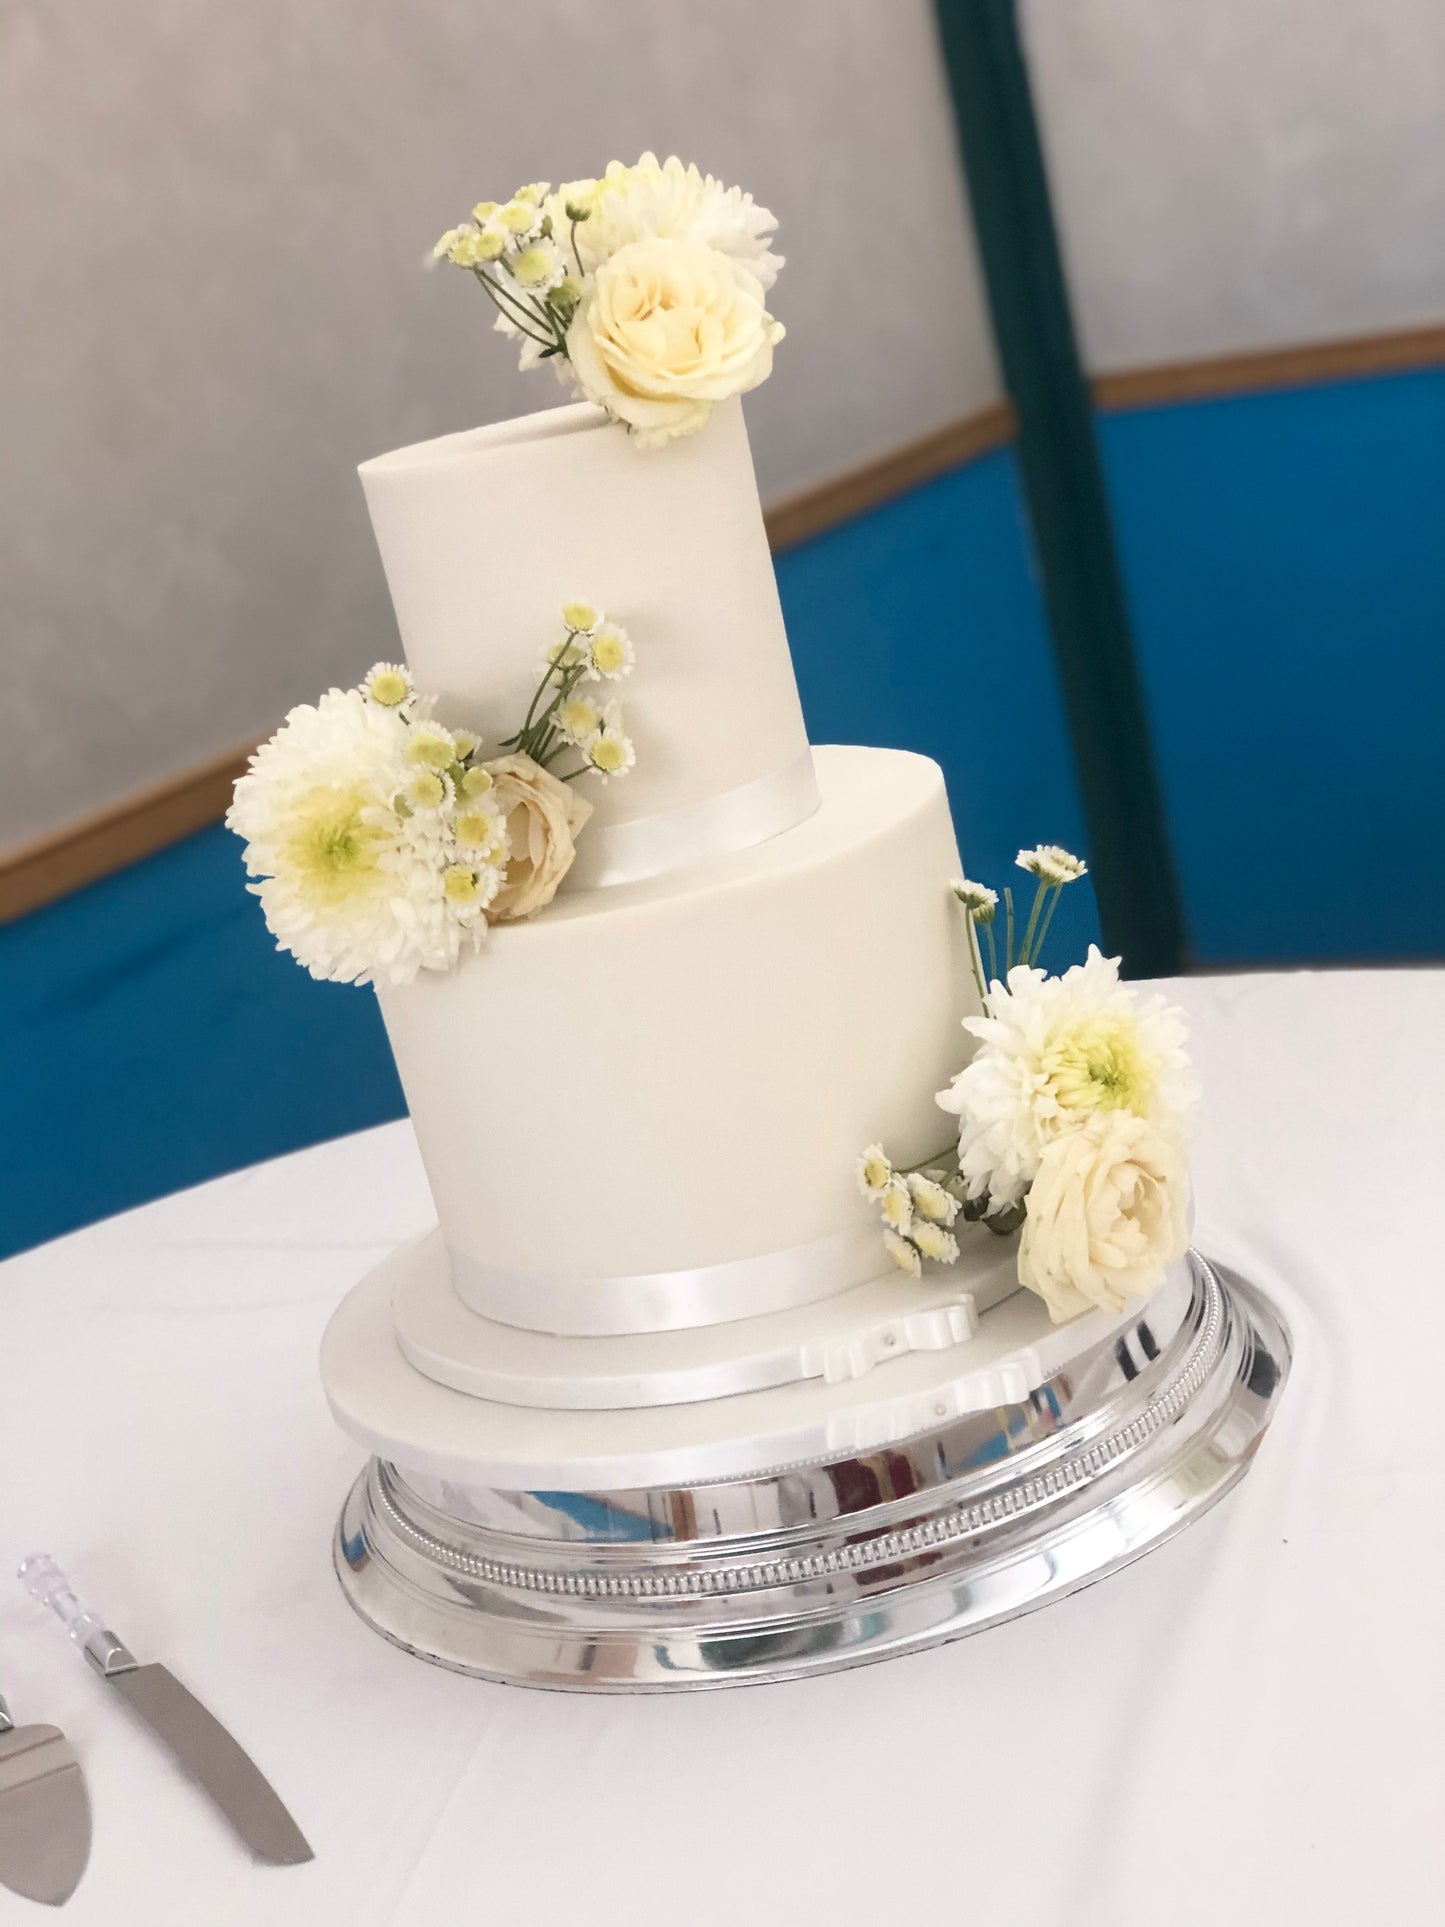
[322,1230,1160,1491]
[391,1225,1024,1411]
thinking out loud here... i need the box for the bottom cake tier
[321,1248,1290,1690]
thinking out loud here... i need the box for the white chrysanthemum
[1017,845,1088,885]
[585,624,634,680]
[404,768,453,813]
[226,689,487,987]
[512,238,566,294]
[883,1229,922,1278]
[857,1143,892,1200]
[406,723,457,771]
[584,703,635,780]
[951,876,999,915]
[498,198,542,238]
[543,636,587,673]
[907,1172,960,1226]
[878,1175,913,1234]
[453,803,509,869]
[561,601,600,635]
[557,696,603,744]
[911,1219,960,1266]
[553,177,606,222]
[363,663,413,710]
[564,153,784,289]
[936,946,1198,1211]
[434,223,505,267]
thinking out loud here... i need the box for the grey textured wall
[1021,0,1445,368]
[8,1,1445,854]
[1,0,997,848]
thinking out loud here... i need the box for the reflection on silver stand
[333,1252,1288,1691]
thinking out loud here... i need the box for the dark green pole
[934,0,1187,975]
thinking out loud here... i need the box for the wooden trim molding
[763,400,1016,552]
[6,319,1444,920]
[1092,321,1445,410]
[0,743,257,922]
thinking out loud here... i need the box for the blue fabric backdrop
[4,369,1440,1256]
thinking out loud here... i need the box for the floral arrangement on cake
[227,603,636,985]
[859,847,1197,1325]
[432,154,785,446]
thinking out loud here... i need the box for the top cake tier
[359,397,816,888]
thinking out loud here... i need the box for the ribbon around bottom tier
[563,750,820,892]
[449,1222,892,1336]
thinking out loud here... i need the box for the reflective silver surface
[0,1702,91,1906]
[333,1253,1289,1691]
[109,1668,314,1866]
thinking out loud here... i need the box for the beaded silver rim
[373,1260,1225,1602]
[333,1253,1290,1690]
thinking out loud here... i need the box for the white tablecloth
[2,969,1441,1926]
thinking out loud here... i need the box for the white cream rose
[1018,1111,1189,1323]
[483,753,593,922]
[566,236,784,445]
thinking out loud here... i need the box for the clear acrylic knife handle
[18,1554,137,1676]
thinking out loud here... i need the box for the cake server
[0,1684,91,1907]
[17,1556,312,1867]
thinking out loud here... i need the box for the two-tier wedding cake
[231,157,1288,1688]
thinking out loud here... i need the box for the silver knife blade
[0,1723,92,1906]
[109,1665,312,1865]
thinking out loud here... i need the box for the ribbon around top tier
[564,750,820,892]
[450,1222,890,1336]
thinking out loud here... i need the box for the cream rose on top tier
[1018,1111,1189,1321]
[432,153,785,445]
[485,754,593,922]
[566,238,783,446]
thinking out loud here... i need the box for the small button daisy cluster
[504,602,637,781]
[952,843,1089,1005]
[433,181,583,372]
[360,664,514,922]
[856,1146,962,1279]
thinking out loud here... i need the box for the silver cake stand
[328,1250,1289,1690]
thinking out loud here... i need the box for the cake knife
[18,1556,312,1867]
[0,1684,91,1906]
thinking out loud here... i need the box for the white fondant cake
[299,161,1265,1695]
[361,397,986,1344]
[377,746,973,1331]
[360,396,816,886]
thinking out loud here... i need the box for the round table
[1,968,1439,1926]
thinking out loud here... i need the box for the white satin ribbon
[450,1222,888,1336]
[565,751,820,891]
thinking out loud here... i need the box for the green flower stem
[569,218,584,277]
[503,652,569,751]
[1004,886,1015,971]
[1029,883,1063,966]
[983,917,998,989]
[1019,877,1047,969]
[472,269,556,348]
[964,912,988,1007]
[520,659,587,763]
